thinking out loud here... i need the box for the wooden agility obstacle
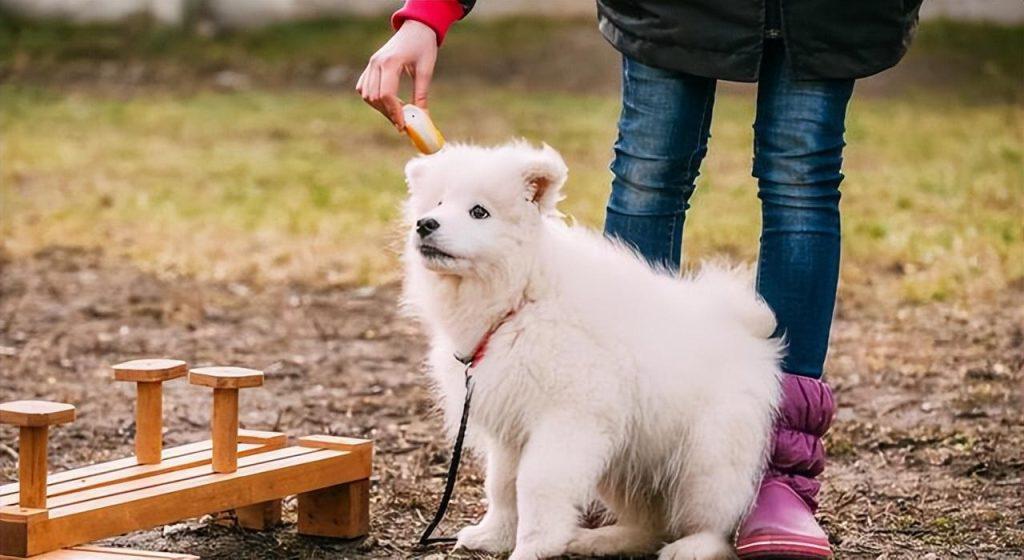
[0,359,372,558]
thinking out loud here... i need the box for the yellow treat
[403,104,445,154]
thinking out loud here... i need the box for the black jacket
[460,0,922,82]
[595,0,924,81]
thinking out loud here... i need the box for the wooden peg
[188,367,264,473]
[0,401,76,509]
[112,359,187,465]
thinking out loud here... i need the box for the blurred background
[0,2,1021,558]
[2,0,1021,296]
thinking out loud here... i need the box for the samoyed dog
[402,142,782,560]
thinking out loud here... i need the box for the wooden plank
[297,435,372,474]
[297,435,372,453]
[3,444,262,506]
[1,442,214,498]
[71,545,198,559]
[1,438,283,507]
[0,551,110,560]
[2,551,121,560]
[1,544,198,559]
[50,450,350,519]
[0,508,47,522]
[2,447,371,556]
[45,447,316,510]
[297,478,370,539]
[237,430,287,447]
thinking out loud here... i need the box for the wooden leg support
[135,382,163,465]
[234,499,282,531]
[0,507,47,558]
[297,478,369,539]
[18,426,48,509]
[211,389,238,474]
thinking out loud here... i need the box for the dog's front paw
[507,547,544,560]
[456,520,515,553]
[507,540,570,560]
[659,533,736,560]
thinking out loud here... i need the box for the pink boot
[736,374,836,559]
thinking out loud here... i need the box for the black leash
[418,360,475,545]
[417,304,524,546]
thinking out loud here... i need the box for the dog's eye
[469,205,490,219]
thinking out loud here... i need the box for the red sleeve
[391,0,466,45]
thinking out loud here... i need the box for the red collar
[455,303,524,368]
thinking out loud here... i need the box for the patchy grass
[1,17,1020,87]
[1,19,1021,303]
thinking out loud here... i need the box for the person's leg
[736,40,852,560]
[753,41,854,378]
[604,55,716,272]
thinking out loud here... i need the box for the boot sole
[736,535,832,559]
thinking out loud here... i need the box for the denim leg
[604,55,716,273]
[753,42,855,379]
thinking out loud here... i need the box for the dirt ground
[0,247,1020,559]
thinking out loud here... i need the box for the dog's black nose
[416,218,440,238]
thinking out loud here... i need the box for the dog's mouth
[418,244,457,260]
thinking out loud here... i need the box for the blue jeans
[605,42,854,379]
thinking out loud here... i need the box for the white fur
[402,142,782,560]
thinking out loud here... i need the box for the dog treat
[403,104,445,154]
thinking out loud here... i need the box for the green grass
[0,16,386,65]
[1,19,1021,302]
[2,16,1020,77]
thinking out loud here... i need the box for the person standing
[358,1,923,557]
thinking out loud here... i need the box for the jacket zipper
[765,0,782,39]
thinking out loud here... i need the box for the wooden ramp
[0,360,373,559]
[0,431,285,506]
[0,435,371,557]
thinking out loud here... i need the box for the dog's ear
[404,156,430,192]
[523,143,568,213]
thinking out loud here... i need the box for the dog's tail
[692,261,778,339]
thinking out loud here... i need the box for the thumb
[412,63,433,109]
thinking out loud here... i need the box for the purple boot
[736,374,836,559]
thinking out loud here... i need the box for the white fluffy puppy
[402,142,783,560]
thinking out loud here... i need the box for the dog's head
[403,141,568,276]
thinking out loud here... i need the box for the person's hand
[356,20,438,131]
